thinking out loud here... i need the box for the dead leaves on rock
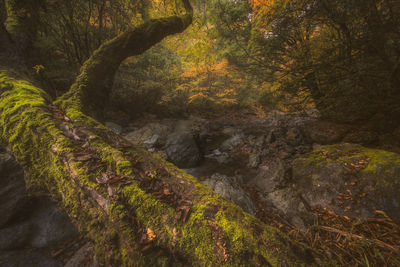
[320,149,371,174]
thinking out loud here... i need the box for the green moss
[297,143,400,198]
[1,68,329,266]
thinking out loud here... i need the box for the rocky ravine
[1,109,399,266]
[118,110,400,228]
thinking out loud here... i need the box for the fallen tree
[0,0,326,265]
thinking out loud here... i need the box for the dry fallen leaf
[147,228,156,241]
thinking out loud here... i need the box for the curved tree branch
[57,0,194,120]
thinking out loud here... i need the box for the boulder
[202,174,256,215]
[343,130,378,145]
[64,242,95,267]
[0,154,28,228]
[0,223,33,250]
[27,197,79,249]
[220,134,245,151]
[302,121,350,145]
[124,122,171,148]
[248,154,261,168]
[165,130,202,168]
[292,143,400,223]
[0,250,62,267]
[248,161,286,193]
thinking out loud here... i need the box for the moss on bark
[56,0,193,121]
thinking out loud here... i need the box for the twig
[316,226,400,254]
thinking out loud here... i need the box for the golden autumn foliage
[175,59,242,111]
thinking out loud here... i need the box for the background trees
[209,0,400,129]
[16,0,399,127]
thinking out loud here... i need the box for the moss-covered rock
[291,143,400,223]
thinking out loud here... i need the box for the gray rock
[124,122,170,149]
[205,150,231,164]
[203,174,256,215]
[105,122,122,134]
[65,242,95,267]
[222,127,237,136]
[0,250,62,267]
[0,223,33,250]
[248,154,261,168]
[28,197,79,249]
[267,143,400,225]
[220,134,245,151]
[265,130,276,144]
[343,130,378,145]
[286,128,304,146]
[302,121,350,145]
[248,161,286,193]
[165,131,202,168]
[0,154,28,228]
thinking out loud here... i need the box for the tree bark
[0,0,325,266]
[56,0,193,121]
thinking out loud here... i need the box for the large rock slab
[27,197,79,249]
[0,223,33,250]
[0,154,28,228]
[290,143,400,223]
[202,173,256,215]
[165,121,202,168]
[0,250,62,267]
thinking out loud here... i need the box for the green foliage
[209,0,400,128]
[111,44,182,118]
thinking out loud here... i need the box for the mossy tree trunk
[0,0,325,266]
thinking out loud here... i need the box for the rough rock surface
[104,122,123,134]
[0,154,28,228]
[0,223,33,250]
[27,197,80,249]
[0,152,81,266]
[292,143,400,223]
[301,120,350,145]
[164,121,202,168]
[0,251,63,267]
[202,173,256,215]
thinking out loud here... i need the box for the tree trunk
[0,1,324,266]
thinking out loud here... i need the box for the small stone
[248,154,261,168]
